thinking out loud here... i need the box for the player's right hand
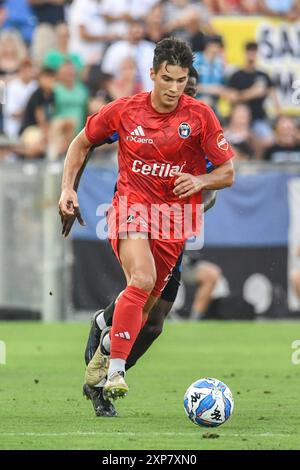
[58,189,85,237]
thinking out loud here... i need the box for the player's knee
[197,263,221,285]
[208,265,221,284]
[130,270,157,293]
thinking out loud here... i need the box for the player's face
[246,49,257,66]
[151,62,189,110]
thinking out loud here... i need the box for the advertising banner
[213,16,300,114]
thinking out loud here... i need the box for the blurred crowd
[0,0,300,163]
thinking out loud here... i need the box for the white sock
[108,358,126,377]
[102,332,111,354]
[96,310,106,330]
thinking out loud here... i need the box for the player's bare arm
[60,147,95,238]
[58,130,93,235]
[173,160,234,199]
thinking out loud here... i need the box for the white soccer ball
[183,377,234,427]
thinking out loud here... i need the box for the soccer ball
[183,377,234,427]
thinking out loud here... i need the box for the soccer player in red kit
[59,38,234,400]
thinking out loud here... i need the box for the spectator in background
[128,0,160,19]
[260,0,300,20]
[182,252,222,320]
[69,0,118,67]
[0,29,29,134]
[1,0,35,45]
[43,23,84,76]
[3,58,37,139]
[227,41,280,156]
[241,0,260,15]
[101,19,155,92]
[188,259,222,320]
[193,35,226,114]
[144,3,166,44]
[207,0,260,14]
[18,59,90,161]
[187,14,208,54]
[101,0,133,38]
[105,57,142,100]
[17,125,46,160]
[0,28,29,133]
[263,115,300,163]
[241,0,261,13]
[101,0,159,38]
[0,29,28,79]
[163,0,214,43]
[53,60,89,135]
[0,137,13,161]
[20,67,56,138]
[88,81,112,115]
[225,103,256,159]
[29,0,66,65]
[29,0,65,25]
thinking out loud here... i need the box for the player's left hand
[173,173,206,199]
[59,188,85,237]
[60,207,85,238]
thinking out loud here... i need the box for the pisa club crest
[217,133,229,151]
[178,122,191,139]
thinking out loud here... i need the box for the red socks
[110,286,150,360]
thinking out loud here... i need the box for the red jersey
[85,92,234,241]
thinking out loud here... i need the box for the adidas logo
[131,126,145,136]
[126,125,154,144]
[115,331,131,340]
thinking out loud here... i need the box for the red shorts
[107,200,184,298]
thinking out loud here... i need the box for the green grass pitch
[0,321,300,450]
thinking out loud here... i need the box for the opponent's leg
[82,383,117,417]
[104,235,156,399]
[126,298,173,370]
[84,291,124,388]
[84,249,183,365]
[84,248,181,411]
[96,298,171,367]
[83,299,123,417]
[94,250,182,370]
[83,277,154,408]
[124,248,183,368]
[83,317,118,417]
[84,294,122,365]
[84,309,105,366]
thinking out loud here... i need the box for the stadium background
[0,0,300,453]
[0,0,299,321]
